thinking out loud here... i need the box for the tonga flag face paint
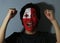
[22,8,38,32]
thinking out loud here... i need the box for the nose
[28,16,32,22]
[28,18,32,22]
[27,14,33,22]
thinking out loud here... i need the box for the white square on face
[23,8,31,19]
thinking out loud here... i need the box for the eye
[24,14,28,17]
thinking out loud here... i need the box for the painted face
[22,8,38,32]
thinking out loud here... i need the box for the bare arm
[0,13,10,43]
[0,8,17,43]
[44,9,60,43]
[51,19,60,42]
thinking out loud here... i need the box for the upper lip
[27,22,33,26]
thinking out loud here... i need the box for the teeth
[28,23,32,25]
[27,23,32,27]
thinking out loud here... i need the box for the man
[0,3,60,43]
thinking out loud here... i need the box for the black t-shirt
[5,31,56,43]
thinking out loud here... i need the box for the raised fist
[44,9,55,22]
[8,8,17,19]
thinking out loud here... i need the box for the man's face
[22,8,38,32]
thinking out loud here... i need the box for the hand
[56,41,60,43]
[7,8,17,19]
[44,9,56,22]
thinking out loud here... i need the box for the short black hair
[20,3,40,21]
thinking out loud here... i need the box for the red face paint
[22,8,38,32]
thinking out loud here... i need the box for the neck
[25,30,36,35]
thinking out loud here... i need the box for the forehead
[24,8,31,15]
[23,8,36,18]
[24,8,36,14]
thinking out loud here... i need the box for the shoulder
[6,32,21,38]
[38,31,56,37]
[38,31,56,42]
[5,32,22,43]
[40,31,56,38]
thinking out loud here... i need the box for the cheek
[22,18,31,25]
[22,19,30,23]
[32,17,38,23]
[22,19,26,23]
[22,17,38,25]
[22,19,27,25]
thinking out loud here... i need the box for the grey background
[0,0,60,38]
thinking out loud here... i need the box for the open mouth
[27,23,33,27]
